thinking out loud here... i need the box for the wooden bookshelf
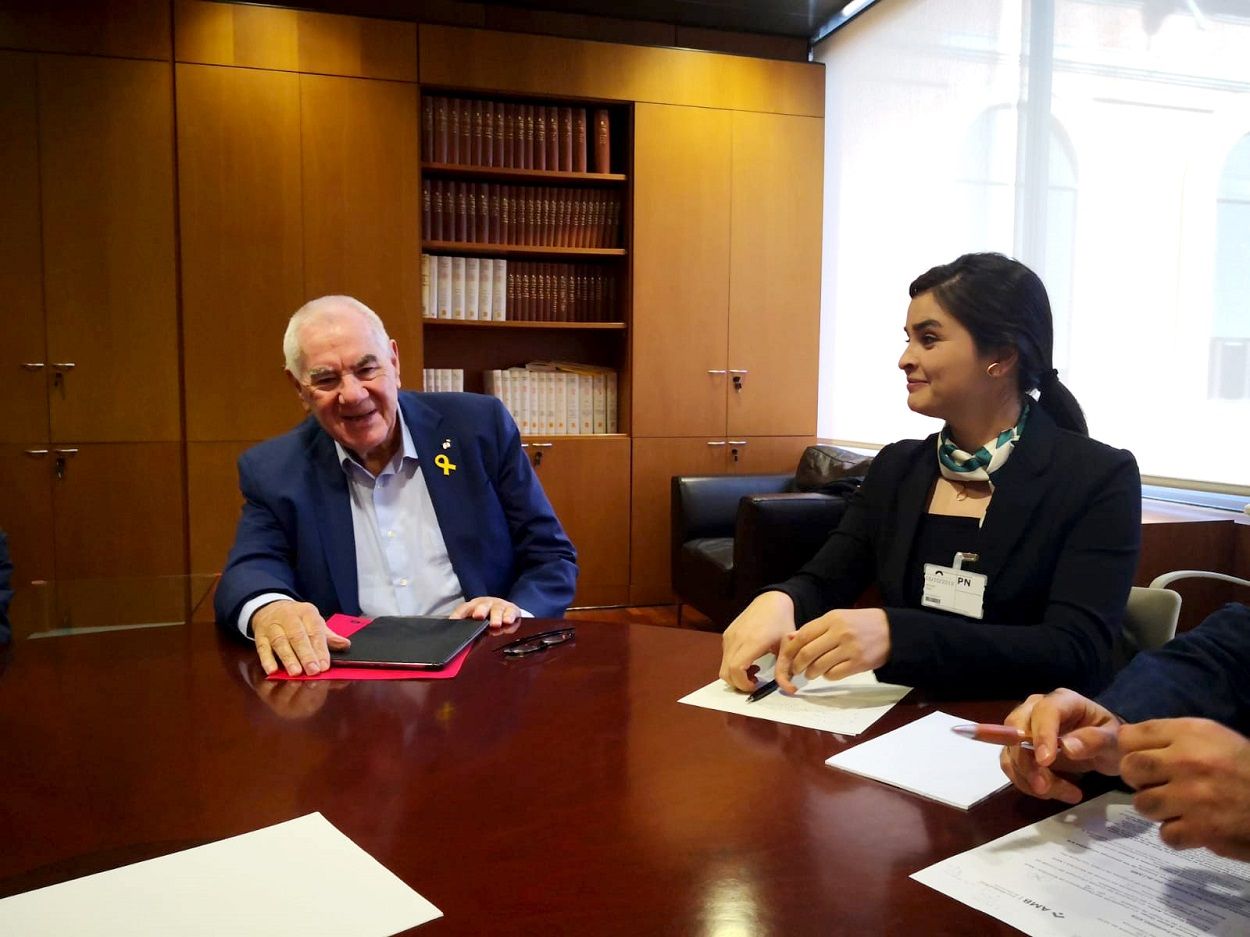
[421,162,627,185]
[423,320,626,330]
[422,241,626,258]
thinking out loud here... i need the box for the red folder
[267,613,475,681]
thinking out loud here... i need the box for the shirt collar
[334,419,419,480]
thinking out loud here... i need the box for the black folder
[330,616,487,670]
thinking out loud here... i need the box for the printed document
[913,791,1250,936]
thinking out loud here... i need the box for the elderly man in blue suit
[215,295,577,676]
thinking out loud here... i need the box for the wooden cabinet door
[632,104,732,438]
[39,55,179,443]
[186,441,250,576]
[727,111,822,437]
[300,74,422,370]
[629,437,728,605]
[0,445,55,584]
[728,436,814,475]
[177,64,306,442]
[528,436,630,607]
[0,52,48,444]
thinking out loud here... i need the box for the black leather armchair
[671,474,853,630]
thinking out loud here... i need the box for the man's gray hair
[283,296,391,376]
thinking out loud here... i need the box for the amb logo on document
[1022,897,1065,919]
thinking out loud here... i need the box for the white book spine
[606,371,617,433]
[451,256,466,320]
[494,257,507,321]
[565,374,580,435]
[479,258,494,321]
[579,374,594,434]
[499,369,513,423]
[553,372,567,434]
[465,257,480,321]
[592,373,607,434]
[421,254,433,318]
[437,256,452,319]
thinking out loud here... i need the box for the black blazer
[773,406,1142,698]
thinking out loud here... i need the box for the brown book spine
[546,106,560,170]
[515,105,525,169]
[608,195,620,248]
[535,107,547,171]
[482,101,494,168]
[472,99,484,166]
[449,98,461,164]
[524,105,536,170]
[593,108,610,173]
[503,104,515,168]
[459,100,472,167]
[465,185,477,243]
[432,177,442,239]
[477,183,490,245]
[520,265,531,321]
[455,182,468,243]
[421,96,433,163]
[573,108,588,173]
[494,103,505,167]
[544,188,554,247]
[435,96,449,164]
[557,266,568,322]
[489,185,501,245]
[595,268,605,321]
[559,107,573,172]
[422,178,432,240]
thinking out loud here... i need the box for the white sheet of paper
[824,710,1010,808]
[0,813,442,936]
[912,791,1250,937]
[679,654,911,736]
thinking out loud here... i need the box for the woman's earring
[986,362,1001,377]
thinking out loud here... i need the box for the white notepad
[825,709,1011,809]
[0,813,442,936]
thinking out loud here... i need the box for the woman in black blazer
[720,253,1141,699]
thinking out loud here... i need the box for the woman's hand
[774,607,890,692]
[719,592,797,691]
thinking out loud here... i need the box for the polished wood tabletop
[0,620,1067,935]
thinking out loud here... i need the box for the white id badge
[921,552,987,619]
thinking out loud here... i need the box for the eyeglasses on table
[495,627,575,657]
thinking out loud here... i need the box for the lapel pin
[442,439,452,450]
[434,453,457,476]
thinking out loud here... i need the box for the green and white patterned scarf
[937,400,1030,489]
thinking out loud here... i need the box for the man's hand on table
[251,599,350,676]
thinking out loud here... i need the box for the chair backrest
[1115,586,1182,669]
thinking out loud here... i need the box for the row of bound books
[423,180,622,248]
[423,369,464,393]
[421,256,620,322]
[485,362,618,436]
[423,96,612,174]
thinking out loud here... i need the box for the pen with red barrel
[951,723,1037,751]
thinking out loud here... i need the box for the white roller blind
[816,0,1250,490]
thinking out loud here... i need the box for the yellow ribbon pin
[434,453,457,476]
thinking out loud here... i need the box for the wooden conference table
[0,619,1069,935]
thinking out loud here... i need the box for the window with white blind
[815,0,1250,493]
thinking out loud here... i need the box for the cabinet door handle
[51,362,76,370]
[706,369,727,375]
[521,443,530,448]
[23,449,50,457]
[21,362,45,371]
[53,448,79,456]
[728,440,748,446]
[706,440,727,447]
[530,442,554,448]
[728,369,749,375]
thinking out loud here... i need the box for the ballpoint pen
[746,678,780,703]
[951,723,1036,750]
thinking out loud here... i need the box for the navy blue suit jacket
[214,392,577,629]
[1099,603,1250,735]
